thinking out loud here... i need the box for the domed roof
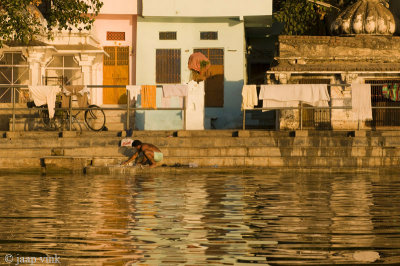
[331,0,395,35]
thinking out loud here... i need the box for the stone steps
[0,136,395,148]
[60,146,400,157]
[1,145,399,159]
[10,117,125,131]
[89,156,400,168]
[0,130,399,174]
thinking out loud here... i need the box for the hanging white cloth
[185,80,205,130]
[29,86,61,119]
[162,84,188,97]
[259,84,330,109]
[161,84,188,108]
[241,85,258,110]
[126,85,141,101]
[351,84,372,121]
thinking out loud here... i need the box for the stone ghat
[0,130,399,175]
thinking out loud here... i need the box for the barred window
[200,31,218,40]
[159,32,177,40]
[106,32,125,41]
[156,49,181,84]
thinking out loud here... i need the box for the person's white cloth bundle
[29,86,61,118]
[351,84,373,121]
[259,84,330,109]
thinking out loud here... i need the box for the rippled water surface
[0,169,399,265]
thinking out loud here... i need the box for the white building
[136,0,273,129]
[0,0,273,131]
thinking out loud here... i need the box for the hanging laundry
[141,85,157,109]
[28,86,61,119]
[241,85,258,110]
[161,84,188,108]
[382,83,400,101]
[259,84,330,109]
[162,84,188,97]
[126,85,141,101]
[62,85,89,108]
[185,80,205,130]
[352,84,373,121]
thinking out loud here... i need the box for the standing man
[121,140,163,168]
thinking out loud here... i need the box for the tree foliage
[274,0,357,35]
[0,0,103,47]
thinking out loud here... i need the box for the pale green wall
[136,17,245,129]
[142,0,272,17]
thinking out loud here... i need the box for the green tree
[274,0,357,35]
[0,0,103,47]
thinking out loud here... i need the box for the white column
[77,54,99,105]
[26,51,45,86]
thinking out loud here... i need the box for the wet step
[0,157,42,172]
[90,156,400,168]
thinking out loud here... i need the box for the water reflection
[0,170,399,265]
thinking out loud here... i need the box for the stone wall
[278,35,400,60]
[268,35,400,130]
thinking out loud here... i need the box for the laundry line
[0,84,186,131]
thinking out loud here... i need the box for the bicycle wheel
[84,105,106,131]
[67,115,82,133]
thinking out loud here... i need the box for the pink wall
[93,14,137,85]
[100,0,138,15]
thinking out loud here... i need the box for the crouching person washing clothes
[121,140,163,168]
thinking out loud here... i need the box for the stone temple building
[266,0,400,130]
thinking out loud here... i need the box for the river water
[0,169,399,265]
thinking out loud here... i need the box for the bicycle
[31,98,106,132]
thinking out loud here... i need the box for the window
[156,49,181,84]
[0,52,29,103]
[106,32,125,41]
[159,32,177,40]
[200,31,218,40]
[45,56,82,86]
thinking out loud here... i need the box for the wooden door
[103,46,129,104]
[194,49,224,107]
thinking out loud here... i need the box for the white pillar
[26,51,45,86]
[77,54,98,105]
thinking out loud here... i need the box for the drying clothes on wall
[161,84,188,108]
[382,84,400,101]
[259,84,330,109]
[188,52,211,73]
[28,86,61,119]
[241,85,258,110]
[141,85,157,109]
[126,85,141,101]
[162,84,188,98]
[185,80,205,130]
[62,85,89,108]
[352,84,372,121]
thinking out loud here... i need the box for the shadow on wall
[389,0,400,35]
[205,79,244,130]
[0,115,11,131]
